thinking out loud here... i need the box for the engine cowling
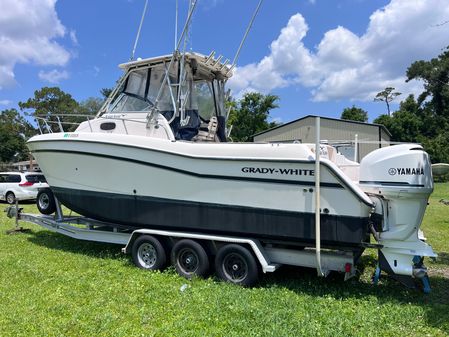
[359,143,433,190]
[358,144,436,279]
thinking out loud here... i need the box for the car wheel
[215,244,259,287]
[36,189,56,215]
[132,235,167,271]
[5,192,16,204]
[171,239,210,279]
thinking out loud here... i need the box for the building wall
[253,116,390,160]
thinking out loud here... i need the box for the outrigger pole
[98,0,149,115]
[130,0,149,61]
[228,0,264,74]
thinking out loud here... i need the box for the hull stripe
[30,139,373,206]
[34,149,343,188]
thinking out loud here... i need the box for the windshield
[110,94,152,112]
[109,63,178,113]
[107,59,226,121]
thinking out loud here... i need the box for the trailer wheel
[36,189,56,215]
[171,239,209,279]
[132,235,166,271]
[215,244,259,287]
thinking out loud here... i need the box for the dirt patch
[429,267,449,279]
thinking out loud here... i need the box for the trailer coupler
[5,205,22,220]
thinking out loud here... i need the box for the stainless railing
[34,114,148,135]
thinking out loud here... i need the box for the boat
[432,162,449,176]
[26,2,436,288]
[28,52,372,249]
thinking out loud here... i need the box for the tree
[78,97,103,115]
[374,87,401,115]
[340,105,368,122]
[373,49,449,165]
[406,47,449,120]
[0,109,36,162]
[19,87,79,117]
[19,87,81,132]
[227,92,280,142]
[100,88,113,100]
[373,95,423,142]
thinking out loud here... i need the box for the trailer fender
[121,229,278,273]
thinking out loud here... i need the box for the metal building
[253,115,391,161]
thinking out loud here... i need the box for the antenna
[175,0,198,52]
[130,0,149,61]
[230,0,264,71]
[183,0,195,52]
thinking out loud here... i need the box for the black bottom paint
[52,187,369,249]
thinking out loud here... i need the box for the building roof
[253,114,392,138]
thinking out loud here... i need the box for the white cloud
[38,69,69,84]
[0,99,12,105]
[228,0,449,102]
[69,29,79,46]
[0,0,71,89]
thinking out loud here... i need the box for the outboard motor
[359,144,437,292]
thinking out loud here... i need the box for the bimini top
[118,52,233,80]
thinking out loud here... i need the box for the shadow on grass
[258,256,449,333]
[27,229,125,261]
[26,229,449,333]
[436,252,449,266]
[0,200,35,205]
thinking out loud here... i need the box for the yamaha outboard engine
[359,144,436,292]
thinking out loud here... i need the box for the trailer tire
[215,244,259,287]
[171,239,209,279]
[36,189,56,215]
[132,235,166,271]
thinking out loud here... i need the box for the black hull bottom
[52,187,369,250]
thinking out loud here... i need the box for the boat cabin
[91,52,232,142]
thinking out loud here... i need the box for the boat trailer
[5,202,359,286]
[3,199,433,292]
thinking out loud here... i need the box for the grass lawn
[0,184,448,337]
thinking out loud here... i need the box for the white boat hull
[28,132,373,249]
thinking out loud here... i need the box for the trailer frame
[5,204,357,282]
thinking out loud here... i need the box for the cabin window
[126,70,147,98]
[109,68,151,112]
[146,63,178,112]
[194,81,215,121]
[213,80,226,118]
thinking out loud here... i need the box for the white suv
[0,172,49,204]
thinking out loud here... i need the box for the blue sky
[1,0,449,124]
